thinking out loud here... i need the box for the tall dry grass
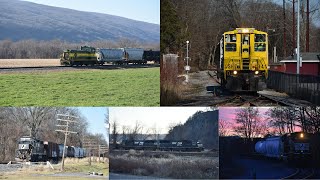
[110,150,218,179]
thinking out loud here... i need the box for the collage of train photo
[0,0,320,179]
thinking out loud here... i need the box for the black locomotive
[15,136,86,162]
[118,139,204,152]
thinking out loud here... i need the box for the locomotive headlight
[300,133,304,138]
[255,71,259,75]
[242,29,249,33]
[233,71,237,75]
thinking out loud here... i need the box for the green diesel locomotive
[60,46,102,66]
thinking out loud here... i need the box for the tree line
[110,109,219,150]
[161,0,320,70]
[0,107,107,162]
[219,107,320,139]
[0,38,160,59]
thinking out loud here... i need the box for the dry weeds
[110,151,219,179]
[0,59,60,67]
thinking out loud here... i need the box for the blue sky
[21,0,160,25]
[75,107,108,143]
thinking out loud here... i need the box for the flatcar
[255,132,311,163]
[219,28,268,91]
[15,136,86,162]
[119,139,204,152]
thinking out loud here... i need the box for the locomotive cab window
[225,34,237,51]
[254,34,266,51]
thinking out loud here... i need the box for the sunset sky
[219,107,302,137]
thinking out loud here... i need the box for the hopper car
[96,48,126,64]
[15,136,86,162]
[255,132,311,163]
[218,28,268,91]
[124,48,146,64]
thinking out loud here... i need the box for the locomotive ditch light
[255,71,259,75]
[233,71,237,75]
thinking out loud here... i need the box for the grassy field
[0,158,108,180]
[0,67,159,106]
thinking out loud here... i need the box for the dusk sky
[219,107,271,136]
[21,0,160,24]
[219,107,302,136]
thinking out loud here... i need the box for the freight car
[218,28,268,91]
[15,136,86,162]
[124,48,146,64]
[119,139,204,152]
[255,132,311,163]
[96,48,126,64]
[60,46,103,66]
[143,50,160,64]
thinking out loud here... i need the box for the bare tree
[110,118,119,146]
[219,120,232,136]
[234,107,268,139]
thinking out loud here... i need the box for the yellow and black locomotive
[60,46,102,66]
[219,28,268,91]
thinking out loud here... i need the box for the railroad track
[282,168,315,179]
[213,94,285,106]
[0,64,159,72]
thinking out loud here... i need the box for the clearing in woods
[0,67,159,106]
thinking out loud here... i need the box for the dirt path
[177,70,220,106]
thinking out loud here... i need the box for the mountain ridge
[0,0,159,43]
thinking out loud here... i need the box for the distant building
[269,52,320,76]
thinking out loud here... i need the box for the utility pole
[55,114,78,171]
[293,0,295,49]
[306,0,310,52]
[283,0,286,57]
[83,137,99,165]
[297,0,300,74]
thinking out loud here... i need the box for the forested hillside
[166,110,219,150]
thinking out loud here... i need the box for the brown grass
[0,59,60,67]
[110,150,219,179]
